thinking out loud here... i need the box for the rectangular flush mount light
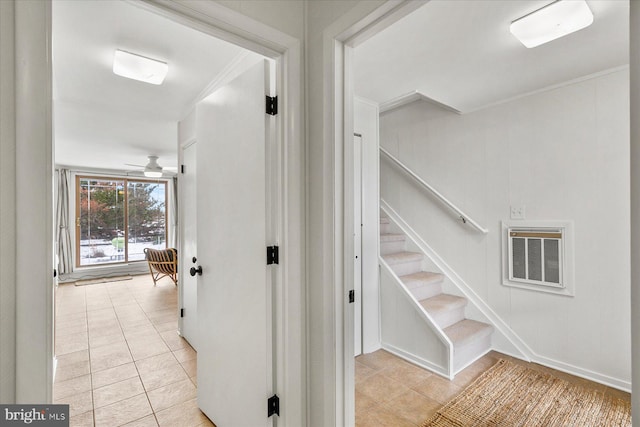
[510,0,594,48]
[113,49,168,85]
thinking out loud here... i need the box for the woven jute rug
[422,359,631,427]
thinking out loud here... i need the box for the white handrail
[380,147,489,234]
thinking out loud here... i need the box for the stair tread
[420,294,467,314]
[444,319,493,348]
[380,217,390,224]
[382,251,423,265]
[380,233,405,242]
[400,271,444,287]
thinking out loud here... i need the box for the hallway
[54,274,211,427]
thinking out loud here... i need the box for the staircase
[380,216,494,374]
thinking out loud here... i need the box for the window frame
[74,174,169,268]
[501,220,575,296]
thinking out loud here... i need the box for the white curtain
[168,176,178,248]
[56,168,73,276]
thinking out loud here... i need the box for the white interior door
[354,134,363,357]
[195,60,274,427]
[180,141,198,350]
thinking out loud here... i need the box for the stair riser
[454,335,492,373]
[409,283,442,301]
[389,260,422,277]
[431,306,465,329]
[380,240,405,255]
[380,222,391,234]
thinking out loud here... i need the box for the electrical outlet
[510,205,526,219]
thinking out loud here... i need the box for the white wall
[354,97,380,353]
[380,69,631,388]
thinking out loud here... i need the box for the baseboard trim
[532,354,631,393]
[381,343,450,380]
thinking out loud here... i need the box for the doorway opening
[45,1,303,425]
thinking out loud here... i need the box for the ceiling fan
[125,156,177,178]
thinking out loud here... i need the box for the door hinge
[266,95,278,116]
[267,246,279,265]
[348,290,355,304]
[181,164,185,174]
[180,308,184,318]
[267,394,280,417]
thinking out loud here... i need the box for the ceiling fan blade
[124,163,145,168]
[163,166,178,171]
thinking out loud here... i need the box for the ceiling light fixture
[510,0,594,48]
[143,156,163,178]
[113,49,168,85]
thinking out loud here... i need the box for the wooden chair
[144,247,178,286]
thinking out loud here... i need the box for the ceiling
[354,0,629,113]
[54,0,629,171]
[53,0,256,172]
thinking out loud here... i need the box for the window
[502,221,574,296]
[76,176,167,266]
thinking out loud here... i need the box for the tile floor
[54,274,211,427]
[56,273,630,427]
[355,349,631,427]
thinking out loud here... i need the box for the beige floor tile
[356,350,405,371]
[123,325,158,339]
[154,320,178,333]
[382,388,441,425]
[56,332,89,355]
[155,398,210,427]
[94,393,152,427]
[135,352,178,373]
[89,331,126,348]
[54,374,92,400]
[139,363,190,392]
[122,414,159,427]
[180,359,197,378]
[147,378,197,412]
[380,359,433,390]
[92,362,139,390]
[128,338,170,361]
[55,359,91,383]
[93,377,146,409]
[357,372,408,404]
[357,404,416,427]
[69,410,94,427]
[88,320,121,335]
[412,374,462,405]
[64,391,94,417]
[149,311,175,322]
[90,341,133,372]
[173,347,196,363]
[56,321,88,337]
[57,311,87,324]
[146,308,175,320]
[355,361,377,383]
[57,350,90,368]
[160,331,190,351]
[87,307,117,320]
[355,391,377,414]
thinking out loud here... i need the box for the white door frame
[14,2,304,424]
[324,1,428,424]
